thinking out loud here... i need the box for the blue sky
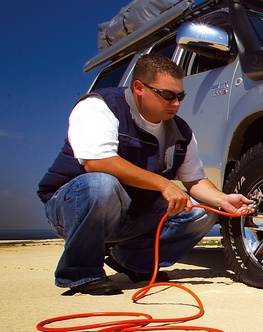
[0,0,131,232]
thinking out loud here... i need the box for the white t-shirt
[68,92,206,182]
[68,96,119,164]
[175,134,206,182]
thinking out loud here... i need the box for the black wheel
[221,142,263,288]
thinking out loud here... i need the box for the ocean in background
[0,229,57,240]
[0,225,221,240]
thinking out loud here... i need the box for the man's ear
[133,80,144,96]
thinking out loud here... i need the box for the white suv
[83,0,263,288]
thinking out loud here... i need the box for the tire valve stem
[247,198,259,213]
[244,190,263,227]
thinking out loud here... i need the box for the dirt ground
[1,239,262,332]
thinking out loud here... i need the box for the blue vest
[38,87,192,215]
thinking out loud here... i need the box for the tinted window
[91,54,134,90]
[248,12,263,45]
[150,36,176,59]
[184,52,228,75]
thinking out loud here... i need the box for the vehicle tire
[221,142,263,288]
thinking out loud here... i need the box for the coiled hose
[36,204,249,332]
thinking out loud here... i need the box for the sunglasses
[141,81,186,102]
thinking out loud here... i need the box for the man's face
[133,73,185,123]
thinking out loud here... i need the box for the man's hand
[161,182,193,214]
[219,193,254,214]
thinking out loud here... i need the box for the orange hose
[192,204,248,217]
[37,204,246,332]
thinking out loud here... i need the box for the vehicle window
[150,36,177,59]
[184,52,228,76]
[91,54,134,90]
[248,12,263,45]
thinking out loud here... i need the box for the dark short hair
[131,53,184,90]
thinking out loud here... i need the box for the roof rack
[83,0,224,73]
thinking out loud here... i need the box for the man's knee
[192,210,217,236]
[77,172,120,195]
[76,173,130,206]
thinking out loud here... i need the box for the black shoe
[105,255,169,283]
[70,276,122,295]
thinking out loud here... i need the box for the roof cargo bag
[97,0,188,51]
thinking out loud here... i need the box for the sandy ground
[1,239,262,332]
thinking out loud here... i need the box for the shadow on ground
[101,247,235,292]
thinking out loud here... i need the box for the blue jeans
[45,173,216,288]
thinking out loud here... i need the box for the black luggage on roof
[97,0,190,51]
[84,0,194,72]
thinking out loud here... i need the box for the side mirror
[176,22,231,59]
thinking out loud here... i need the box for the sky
[0,0,131,234]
